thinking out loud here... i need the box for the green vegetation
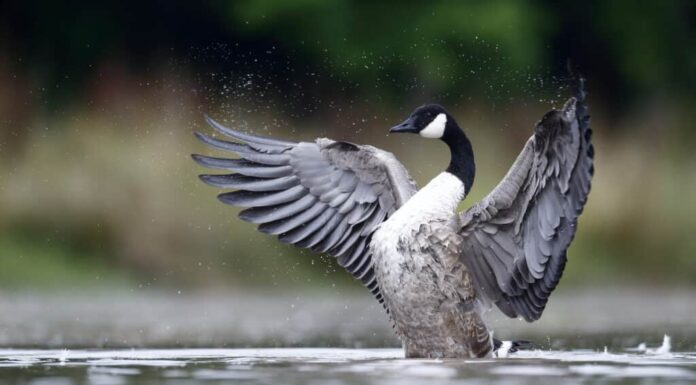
[0,231,131,290]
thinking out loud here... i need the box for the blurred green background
[1,0,695,293]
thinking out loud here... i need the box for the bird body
[372,172,492,358]
[193,78,594,358]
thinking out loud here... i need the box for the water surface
[1,341,695,385]
[1,289,694,384]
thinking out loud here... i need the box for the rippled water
[1,290,694,384]
[1,339,695,385]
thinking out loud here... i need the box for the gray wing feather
[192,155,294,178]
[200,174,300,191]
[218,185,308,207]
[193,119,417,302]
[459,79,594,321]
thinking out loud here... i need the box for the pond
[1,343,695,385]
[0,289,694,384]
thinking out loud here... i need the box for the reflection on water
[0,340,695,385]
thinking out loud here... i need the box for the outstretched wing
[193,118,417,302]
[459,79,594,321]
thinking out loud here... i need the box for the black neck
[442,121,475,194]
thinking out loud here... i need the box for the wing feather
[459,78,594,321]
[279,207,335,244]
[218,185,307,207]
[194,120,417,300]
[200,174,299,191]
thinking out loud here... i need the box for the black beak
[389,117,418,134]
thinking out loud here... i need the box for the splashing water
[494,340,513,358]
[655,334,672,354]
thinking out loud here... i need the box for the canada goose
[193,78,594,358]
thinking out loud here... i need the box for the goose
[192,78,594,358]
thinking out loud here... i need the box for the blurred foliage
[221,0,551,101]
[0,231,131,290]
[0,1,695,290]
[1,1,695,109]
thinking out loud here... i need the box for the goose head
[390,104,476,194]
[389,104,452,139]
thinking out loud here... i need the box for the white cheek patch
[419,113,447,138]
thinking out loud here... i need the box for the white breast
[370,171,466,328]
[371,172,465,264]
